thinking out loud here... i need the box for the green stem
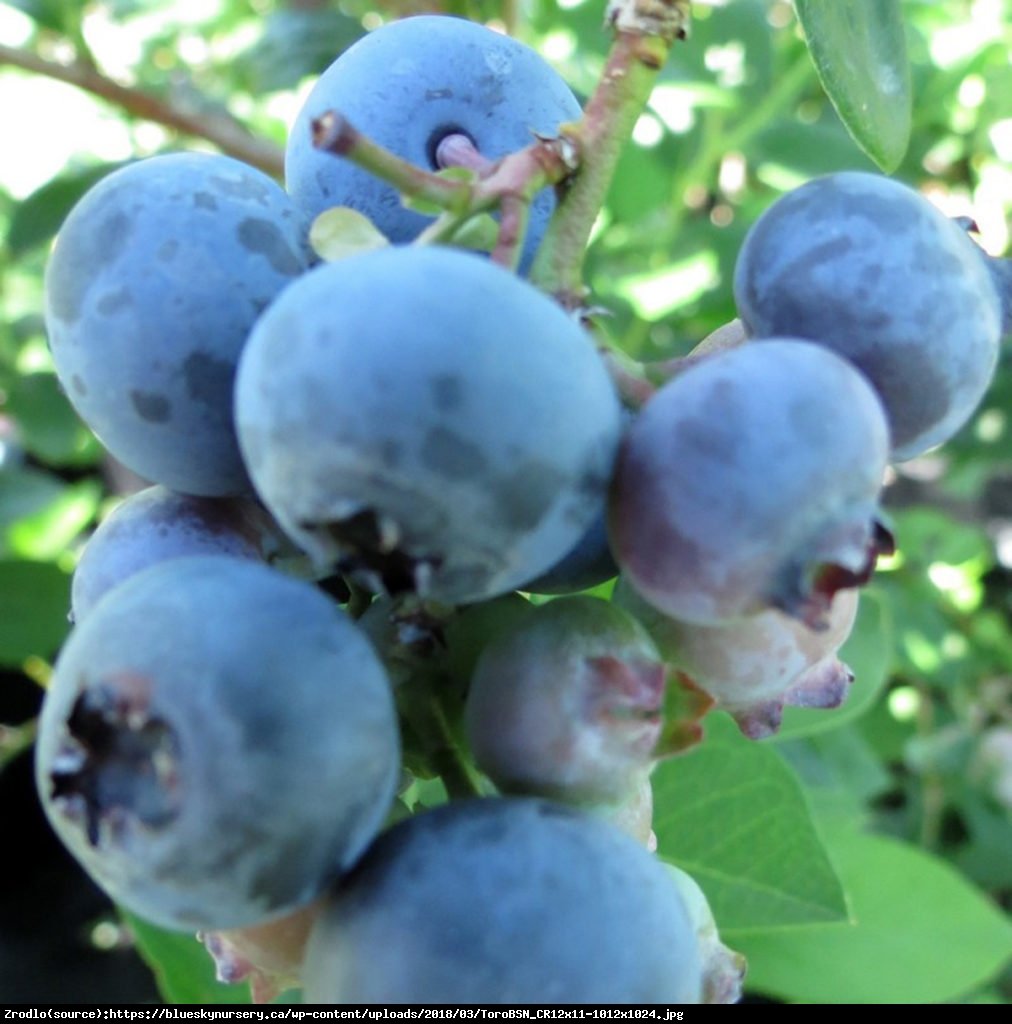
[313,112,473,212]
[344,579,373,619]
[313,112,575,263]
[414,209,472,247]
[427,696,484,800]
[0,42,284,177]
[530,26,679,308]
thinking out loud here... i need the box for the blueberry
[520,505,617,595]
[609,340,893,628]
[71,485,283,622]
[234,246,621,604]
[734,171,1002,460]
[35,556,400,931]
[302,797,704,1003]
[284,15,582,272]
[615,576,860,738]
[465,597,666,805]
[665,864,746,1004]
[44,153,312,495]
[985,256,1011,337]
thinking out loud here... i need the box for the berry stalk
[530,0,692,308]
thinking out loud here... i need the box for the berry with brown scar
[234,246,621,604]
[36,556,400,931]
[464,597,671,805]
[609,340,892,629]
[616,577,860,738]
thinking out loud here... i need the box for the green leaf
[5,371,103,467]
[6,163,123,257]
[794,0,912,171]
[777,725,893,823]
[737,825,1012,1003]
[231,10,363,94]
[0,558,71,665]
[6,478,100,560]
[653,714,848,932]
[123,912,251,1004]
[0,467,65,531]
[1,0,79,34]
[309,207,388,263]
[955,794,1012,891]
[774,589,893,740]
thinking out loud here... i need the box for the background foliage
[1,0,1010,1004]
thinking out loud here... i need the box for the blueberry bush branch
[530,0,692,307]
[0,41,285,177]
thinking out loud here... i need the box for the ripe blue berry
[303,798,704,1003]
[44,153,311,495]
[734,171,1002,459]
[71,486,279,622]
[36,557,400,931]
[284,15,581,272]
[609,340,892,629]
[234,246,621,604]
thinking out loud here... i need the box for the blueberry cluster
[34,13,1006,1006]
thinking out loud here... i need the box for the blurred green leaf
[737,824,1012,1003]
[754,119,878,178]
[794,0,912,171]
[5,372,103,467]
[6,163,123,258]
[956,795,1012,891]
[0,558,70,665]
[0,467,99,559]
[653,714,848,932]
[6,478,100,560]
[778,725,893,823]
[123,912,251,1005]
[1,0,79,34]
[0,467,65,530]
[231,9,363,93]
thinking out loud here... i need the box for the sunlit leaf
[653,714,848,932]
[5,372,102,467]
[737,825,1012,1002]
[794,0,912,171]
[0,558,71,665]
[6,478,100,560]
[7,163,123,257]
[2,0,78,34]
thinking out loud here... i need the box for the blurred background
[0,0,1009,1004]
